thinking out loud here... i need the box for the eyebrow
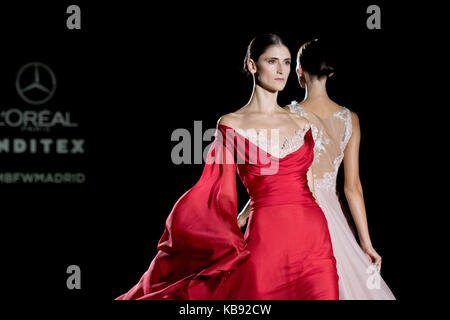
[265,57,291,61]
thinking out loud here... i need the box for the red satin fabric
[116,124,338,300]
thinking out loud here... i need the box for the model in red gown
[116,122,339,300]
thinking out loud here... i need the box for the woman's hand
[237,214,248,228]
[361,244,382,271]
[237,200,251,228]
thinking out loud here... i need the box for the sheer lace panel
[236,123,310,159]
[288,101,352,191]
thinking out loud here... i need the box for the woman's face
[251,45,291,92]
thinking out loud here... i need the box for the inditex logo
[1,61,86,183]
[0,62,82,155]
[16,62,57,105]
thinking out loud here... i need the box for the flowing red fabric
[116,124,339,300]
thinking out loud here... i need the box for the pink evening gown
[288,101,396,300]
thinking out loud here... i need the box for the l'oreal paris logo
[0,108,78,130]
[0,62,79,131]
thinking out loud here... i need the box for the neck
[302,78,329,103]
[246,80,280,113]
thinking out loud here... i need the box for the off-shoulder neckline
[217,124,312,160]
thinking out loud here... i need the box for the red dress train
[116,124,339,300]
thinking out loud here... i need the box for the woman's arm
[237,199,251,228]
[219,113,251,228]
[343,112,382,269]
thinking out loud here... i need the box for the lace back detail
[288,101,353,192]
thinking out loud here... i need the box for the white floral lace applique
[314,171,337,192]
[238,123,310,159]
[309,124,330,163]
[279,123,310,158]
[288,101,354,193]
[340,107,353,154]
[288,102,329,163]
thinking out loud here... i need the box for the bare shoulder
[349,110,359,126]
[347,110,360,138]
[217,112,243,129]
[293,115,310,130]
[284,108,309,130]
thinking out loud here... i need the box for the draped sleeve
[116,124,250,300]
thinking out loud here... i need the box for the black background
[0,0,438,314]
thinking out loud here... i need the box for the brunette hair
[297,38,335,78]
[243,34,286,75]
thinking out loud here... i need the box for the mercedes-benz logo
[16,62,57,105]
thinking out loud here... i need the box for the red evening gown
[116,123,339,300]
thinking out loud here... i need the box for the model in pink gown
[288,101,396,300]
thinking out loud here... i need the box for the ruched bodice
[228,127,318,209]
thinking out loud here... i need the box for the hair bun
[318,63,335,77]
[297,39,335,78]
